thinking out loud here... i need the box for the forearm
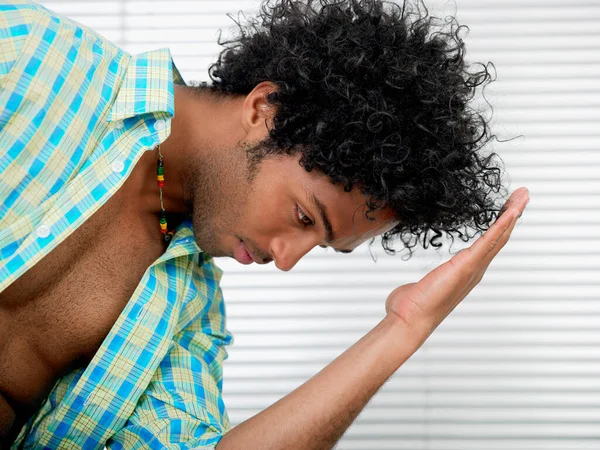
[216,314,418,450]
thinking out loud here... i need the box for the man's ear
[241,81,278,138]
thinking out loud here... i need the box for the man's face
[188,144,398,271]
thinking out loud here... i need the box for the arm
[107,295,412,450]
[217,187,530,450]
[217,313,415,450]
[110,188,527,450]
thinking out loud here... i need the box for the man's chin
[199,246,227,258]
[190,229,241,260]
[195,241,233,259]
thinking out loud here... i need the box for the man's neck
[126,84,246,219]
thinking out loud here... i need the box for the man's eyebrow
[308,191,354,254]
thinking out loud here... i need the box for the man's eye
[296,205,314,227]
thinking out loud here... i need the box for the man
[0,0,529,448]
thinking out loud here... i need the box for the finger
[479,205,521,269]
[503,186,530,217]
[476,192,526,264]
[437,210,521,307]
[498,187,528,219]
[452,188,529,295]
[468,187,530,262]
[415,187,529,300]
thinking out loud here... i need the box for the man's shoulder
[0,2,39,84]
[1,0,126,56]
[0,1,104,40]
[0,0,39,19]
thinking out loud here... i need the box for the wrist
[382,312,429,361]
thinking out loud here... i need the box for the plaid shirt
[0,1,233,448]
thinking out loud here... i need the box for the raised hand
[385,187,530,346]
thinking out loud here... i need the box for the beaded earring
[157,144,176,244]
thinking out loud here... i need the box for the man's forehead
[308,184,398,251]
[285,154,398,250]
[330,206,398,251]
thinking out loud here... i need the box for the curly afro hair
[197,0,507,257]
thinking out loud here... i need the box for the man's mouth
[233,240,254,265]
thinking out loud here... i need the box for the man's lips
[233,240,254,265]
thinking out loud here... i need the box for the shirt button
[36,224,51,239]
[111,160,125,173]
[154,119,167,131]
[115,121,124,130]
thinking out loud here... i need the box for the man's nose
[270,234,317,272]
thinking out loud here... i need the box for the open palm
[386,187,530,344]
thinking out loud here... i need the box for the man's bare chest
[0,182,167,407]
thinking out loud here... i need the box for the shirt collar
[151,217,206,266]
[107,47,187,123]
[106,49,200,261]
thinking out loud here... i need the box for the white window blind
[37,1,600,449]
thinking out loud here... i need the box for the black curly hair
[192,0,506,257]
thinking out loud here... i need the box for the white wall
[38,1,600,448]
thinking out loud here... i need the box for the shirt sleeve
[107,261,234,450]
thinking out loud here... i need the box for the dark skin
[125,81,529,450]
[0,81,397,444]
[0,79,529,448]
[137,82,399,268]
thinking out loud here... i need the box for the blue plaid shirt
[0,1,233,448]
